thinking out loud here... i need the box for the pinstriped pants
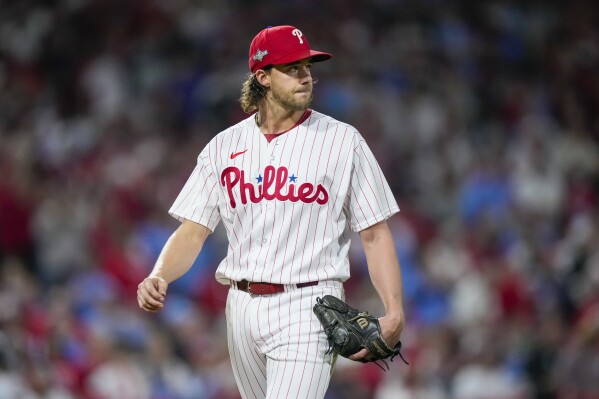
[226,281,344,399]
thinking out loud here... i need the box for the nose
[298,66,312,82]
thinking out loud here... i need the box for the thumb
[152,276,168,296]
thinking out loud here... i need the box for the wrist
[148,273,166,282]
[384,309,405,325]
[384,301,404,315]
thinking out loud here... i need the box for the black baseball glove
[313,295,408,370]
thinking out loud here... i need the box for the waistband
[230,279,342,296]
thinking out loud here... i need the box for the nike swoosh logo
[230,149,248,159]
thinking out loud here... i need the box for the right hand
[137,276,168,312]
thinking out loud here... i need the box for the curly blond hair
[239,72,268,114]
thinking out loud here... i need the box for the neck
[256,101,306,135]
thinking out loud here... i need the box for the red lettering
[239,170,260,204]
[220,166,329,208]
[275,167,288,201]
[311,184,329,205]
[263,166,276,200]
[287,184,299,202]
[221,167,240,208]
[297,183,314,202]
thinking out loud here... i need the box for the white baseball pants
[226,280,344,399]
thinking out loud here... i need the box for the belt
[234,280,319,296]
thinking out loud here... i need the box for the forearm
[149,219,211,283]
[360,221,405,320]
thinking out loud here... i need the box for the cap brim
[270,49,332,67]
[309,51,333,63]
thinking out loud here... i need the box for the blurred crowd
[1,0,598,398]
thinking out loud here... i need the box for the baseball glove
[313,295,408,370]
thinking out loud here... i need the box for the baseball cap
[249,25,332,73]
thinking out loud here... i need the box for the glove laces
[372,346,409,371]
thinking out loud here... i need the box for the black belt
[235,280,319,295]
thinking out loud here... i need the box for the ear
[255,69,271,88]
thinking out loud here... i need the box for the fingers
[137,277,168,312]
[348,348,371,362]
[155,277,168,297]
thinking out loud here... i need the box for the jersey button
[270,155,275,161]
[262,239,268,244]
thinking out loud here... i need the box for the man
[137,25,405,399]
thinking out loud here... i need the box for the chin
[298,100,311,110]
[296,93,313,106]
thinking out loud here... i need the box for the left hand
[348,314,404,361]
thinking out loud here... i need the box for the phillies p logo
[292,29,304,44]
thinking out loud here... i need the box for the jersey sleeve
[169,147,221,232]
[346,137,399,232]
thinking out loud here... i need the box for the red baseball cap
[248,25,332,73]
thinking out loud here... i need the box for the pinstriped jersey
[169,109,399,285]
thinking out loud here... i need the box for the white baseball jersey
[169,109,399,285]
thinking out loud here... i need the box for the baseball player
[137,25,406,399]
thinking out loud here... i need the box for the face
[264,59,314,111]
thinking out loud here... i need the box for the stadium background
[0,0,598,398]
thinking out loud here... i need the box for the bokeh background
[1,0,598,398]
